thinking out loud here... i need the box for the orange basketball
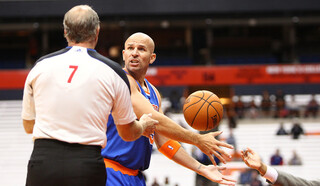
[183,90,223,131]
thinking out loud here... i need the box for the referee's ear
[95,27,100,42]
[64,29,68,40]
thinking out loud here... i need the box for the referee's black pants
[26,139,106,186]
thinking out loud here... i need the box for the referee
[21,5,158,186]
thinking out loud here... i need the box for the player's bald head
[125,32,155,53]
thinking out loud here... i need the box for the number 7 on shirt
[68,65,78,83]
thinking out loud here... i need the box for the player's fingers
[220,178,236,186]
[222,175,236,182]
[214,178,224,183]
[214,147,232,160]
[217,166,227,170]
[145,114,159,125]
[212,151,226,164]
[150,118,159,125]
[217,141,234,150]
[208,154,217,166]
[141,113,156,121]
[219,181,235,186]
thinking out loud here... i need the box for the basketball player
[241,147,320,186]
[101,32,236,185]
[21,6,158,186]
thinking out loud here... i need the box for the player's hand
[240,147,262,170]
[196,131,233,165]
[198,165,236,186]
[140,113,159,137]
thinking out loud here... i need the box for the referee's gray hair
[63,5,100,43]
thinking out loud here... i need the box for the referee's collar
[66,46,96,52]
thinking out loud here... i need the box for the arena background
[0,0,320,185]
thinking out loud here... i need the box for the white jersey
[22,46,136,147]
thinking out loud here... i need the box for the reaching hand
[196,131,233,165]
[240,147,262,170]
[241,147,268,175]
[139,113,158,137]
[198,165,236,186]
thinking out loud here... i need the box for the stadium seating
[0,100,33,186]
[0,100,319,186]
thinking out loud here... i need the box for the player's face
[123,35,155,74]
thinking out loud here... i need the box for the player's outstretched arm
[128,75,233,164]
[155,134,236,186]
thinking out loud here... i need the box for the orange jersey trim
[104,158,139,176]
[158,140,181,159]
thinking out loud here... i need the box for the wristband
[158,139,181,159]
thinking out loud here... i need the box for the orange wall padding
[1,64,320,89]
[0,70,29,89]
[145,64,320,86]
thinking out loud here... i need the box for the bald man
[101,32,236,186]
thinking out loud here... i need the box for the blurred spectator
[287,95,300,118]
[226,105,237,128]
[275,89,285,103]
[234,96,245,119]
[161,97,172,115]
[270,149,284,165]
[226,128,241,161]
[151,178,160,186]
[239,169,253,185]
[250,170,262,186]
[179,97,186,114]
[260,90,272,117]
[164,176,170,186]
[288,150,303,165]
[290,119,304,139]
[304,94,319,118]
[248,98,258,119]
[276,122,288,135]
[226,128,237,151]
[169,90,182,113]
[274,89,287,118]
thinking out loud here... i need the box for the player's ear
[149,53,156,65]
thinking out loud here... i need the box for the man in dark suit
[241,147,320,186]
